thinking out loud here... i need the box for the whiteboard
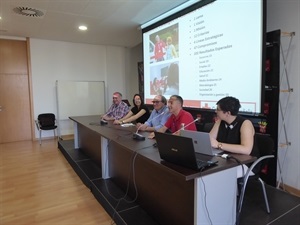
[56,80,105,120]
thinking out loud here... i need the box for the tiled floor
[58,140,300,225]
[239,180,300,225]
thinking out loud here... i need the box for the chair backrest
[202,122,214,133]
[255,134,274,157]
[253,133,275,174]
[38,113,56,127]
[122,99,131,106]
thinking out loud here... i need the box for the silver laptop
[180,130,223,156]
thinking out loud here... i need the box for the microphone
[133,111,165,141]
[100,112,109,125]
[100,102,123,125]
[172,118,200,134]
[100,119,108,125]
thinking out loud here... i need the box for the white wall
[267,0,300,190]
[105,45,129,105]
[127,43,143,102]
[30,39,135,136]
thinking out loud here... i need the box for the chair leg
[39,130,42,145]
[258,177,271,213]
[236,180,246,225]
[237,177,247,215]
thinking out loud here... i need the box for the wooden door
[0,39,32,143]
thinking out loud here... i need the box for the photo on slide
[149,23,179,63]
[150,61,179,96]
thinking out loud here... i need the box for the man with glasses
[101,92,129,121]
[148,95,197,138]
[136,95,171,132]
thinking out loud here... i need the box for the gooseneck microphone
[132,131,146,141]
[133,111,165,141]
[101,103,123,125]
[100,112,109,125]
[172,118,200,134]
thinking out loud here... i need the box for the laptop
[180,130,223,156]
[154,132,218,171]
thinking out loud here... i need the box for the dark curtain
[138,62,144,99]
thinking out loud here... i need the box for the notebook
[180,130,223,156]
[154,132,218,171]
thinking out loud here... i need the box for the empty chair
[35,113,57,145]
[237,133,275,221]
[202,122,214,133]
[122,99,131,106]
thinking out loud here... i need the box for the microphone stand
[101,103,123,125]
[133,111,165,141]
[172,118,200,134]
[132,131,146,140]
[100,119,108,125]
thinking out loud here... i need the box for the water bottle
[181,123,185,130]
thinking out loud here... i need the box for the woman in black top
[210,96,258,156]
[114,94,150,125]
[209,97,259,177]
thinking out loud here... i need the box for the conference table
[70,115,255,225]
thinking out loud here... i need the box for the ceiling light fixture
[79,25,88,31]
[13,6,45,17]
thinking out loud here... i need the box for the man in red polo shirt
[149,95,196,138]
[154,35,166,62]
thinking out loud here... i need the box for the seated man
[136,95,171,131]
[114,94,150,125]
[101,92,129,121]
[149,95,197,138]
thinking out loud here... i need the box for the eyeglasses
[152,100,161,104]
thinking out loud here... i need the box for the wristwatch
[218,142,223,150]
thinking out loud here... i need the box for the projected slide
[143,0,263,113]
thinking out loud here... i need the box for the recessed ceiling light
[79,25,87,31]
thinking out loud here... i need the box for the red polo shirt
[164,109,197,133]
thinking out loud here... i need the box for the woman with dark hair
[209,96,259,177]
[114,94,150,125]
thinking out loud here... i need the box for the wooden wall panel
[0,39,32,143]
[0,39,28,75]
